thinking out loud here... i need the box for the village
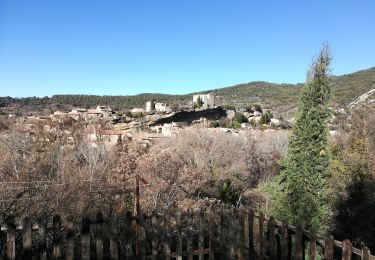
[4,92,292,149]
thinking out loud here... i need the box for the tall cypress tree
[270,45,332,232]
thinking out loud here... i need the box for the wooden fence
[0,206,373,259]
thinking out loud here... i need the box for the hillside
[208,66,375,113]
[1,67,375,114]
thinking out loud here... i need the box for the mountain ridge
[1,66,375,114]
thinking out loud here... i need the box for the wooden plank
[95,213,104,260]
[186,208,194,260]
[136,213,146,260]
[248,209,255,260]
[361,247,370,260]
[66,217,75,260]
[268,216,277,260]
[163,232,171,260]
[237,206,245,260]
[280,221,289,260]
[208,210,215,260]
[198,209,205,260]
[258,211,265,258]
[309,228,316,260]
[295,224,303,260]
[37,218,47,260]
[342,239,352,260]
[22,217,32,260]
[110,217,119,260]
[81,217,91,260]
[324,234,334,260]
[125,211,134,259]
[228,206,235,260]
[151,212,158,260]
[52,215,62,259]
[163,211,171,260]
[176,212,183,260]
[6,217,15,260]
[219,205,228,259]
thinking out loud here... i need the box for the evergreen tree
[269,44,332,232]
[150,99,156,110]
[194,96,203,109]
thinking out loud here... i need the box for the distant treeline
[0,94,191,110]
[1,66,375,112]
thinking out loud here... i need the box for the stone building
[146,101,169,112]
[192,93,216,109]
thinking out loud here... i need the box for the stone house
[193,93,216,109]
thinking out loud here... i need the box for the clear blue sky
[0,0,374,97]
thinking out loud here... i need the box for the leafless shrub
[137,129,288,212]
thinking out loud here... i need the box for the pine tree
[269,44,332,232]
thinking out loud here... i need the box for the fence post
[198,209,205,260]
[342,239,352,260]
[81,217,91,260]
[208,210,215,260]
[151,212,158,260]
[309,228,316,260]
[228,206,236,260]
[324,234,334,260]
[66,217,75,260]
[186,208,194,260]
[38,217,47,260]
[162,211,171,260]
[258,211,265,258]
[176,211,183,260]
[110,216,119,260]
[280,221,289,260]
[238,206,245,260]
[295,224,303,260]
[95,212,104,260]
[268,216,277,260]
[163,232,171,260]
[361,246,370,260]
[135,213,146,260]
[124,211,134,259]
[219,205,229,260]
[248,209,255,260]
[52,215,62,259]
[6,217,15,260]
[22,217,32,260]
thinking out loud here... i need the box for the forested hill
[1,66,375,112]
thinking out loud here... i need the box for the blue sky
[0,0,374,97]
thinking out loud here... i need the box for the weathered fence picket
[268,216,277,260]
[208,211,215,260]
[248,209,255,260]
[325,234,334,260]
[280,221,289,260]
[110,218,119,260]
[342,239,352,260]
[22,217,32,260]
[295,224,303,260]
[81,217,90,260]
[186,208,193,260]
[52,215,62,259]
[66,217,74,260]
[198,209,205,260]
[6,217,15,260]
[258,211,265,258]
[95,213,104,260]
[309,228,317,260]
[0,206,372,259]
